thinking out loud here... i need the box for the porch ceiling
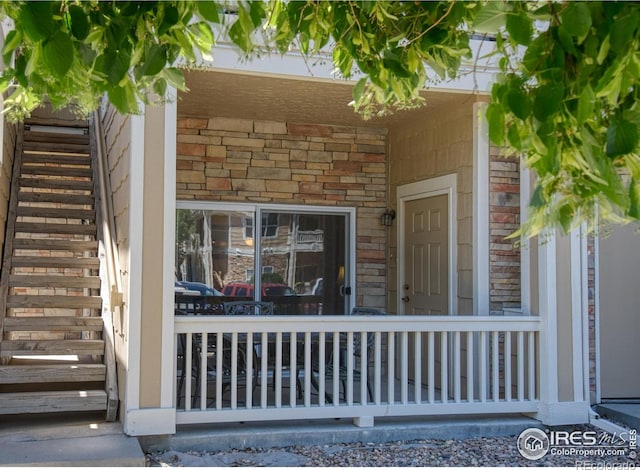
[178,69,487,129]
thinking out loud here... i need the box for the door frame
[397,174,457,315]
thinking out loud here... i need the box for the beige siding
[100,104,131,413]
[0,119,17,253]
[387,102,475,314]
[176,117,389,309]
[139,106,166,407]
[555,233,574,402]
[599,223,640,399]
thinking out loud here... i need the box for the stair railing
[90,111,123,421]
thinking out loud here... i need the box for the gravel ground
[145,424,638,467]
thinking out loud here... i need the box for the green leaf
[576,85,595,125]
[19,1,55,42]
[382,50,411,78]
[610,10,639,55]
[68,5,90,40]
[43,31,74,78]
[486,103,505,146]
[561,3,592,40]
[153,78,167,97]
[197,1,220,23]
[139,44,167,77]
[471,3,507,34]
[353,78,367,103]
[102,49,131,86]
[162,67,186,91]
[159,6,180,36]
[533,84,564,120]
[506,11,532,46]
[506,88,531,120]
[2,29,22,65]
[606,118,639,158]
[107,81,138,115]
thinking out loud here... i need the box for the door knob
[401,296,410,302]
[403,284,410,290]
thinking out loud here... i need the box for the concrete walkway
[0,412,145,467]
[596,403,640,430]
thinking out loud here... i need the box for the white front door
[403,194,449,315]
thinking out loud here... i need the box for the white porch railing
[174,315,539,426]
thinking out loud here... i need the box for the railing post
[535,229,590,425]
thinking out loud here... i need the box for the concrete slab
[139,414,541,454]
[0,412,145,467]
[596,403,640,431]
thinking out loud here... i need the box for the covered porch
[102,62,592,435]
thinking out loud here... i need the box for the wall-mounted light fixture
[380,209,396,227]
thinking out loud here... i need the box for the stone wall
[176,117,388,309]
[489,151,521,315]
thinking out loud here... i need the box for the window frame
[175,201,357,310]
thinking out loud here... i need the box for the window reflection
[175,207,348,315]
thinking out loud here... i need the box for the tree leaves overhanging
[0,1,639,237]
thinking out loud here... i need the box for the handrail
[90,110,124,421]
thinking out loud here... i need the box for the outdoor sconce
[380,209,396,227]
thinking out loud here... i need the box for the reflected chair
[223,300,274,316]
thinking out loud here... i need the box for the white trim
[473,103,490,316]
[536,231,559,413]
[125,408,176,436]
[519,163,531,315]
[397,174,458,315]
[570,227,586,403]
[161,99,177,409]
[535,400,590,426]
[125,111,146,412]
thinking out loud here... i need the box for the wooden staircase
[0,116,112,416]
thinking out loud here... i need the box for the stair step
[20,166,93,178]
[0,339,105,356]
[15,222,96,235]
[12,256,100,268]
[3,316,103,332]
[13,238,98,253]
[7,295,102,309]
[19,177,93,191]
[21,153,91,166]
[0,390,107,415]
[0,364,106,384]
[12,239,98,252]
[23,130,90,146]
[9,275,101,289]
[22,141,89,154]
[17,206,95,220]
[24,117,89,129]
[18,192,94,205]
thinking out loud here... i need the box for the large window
[175,203,354,315]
